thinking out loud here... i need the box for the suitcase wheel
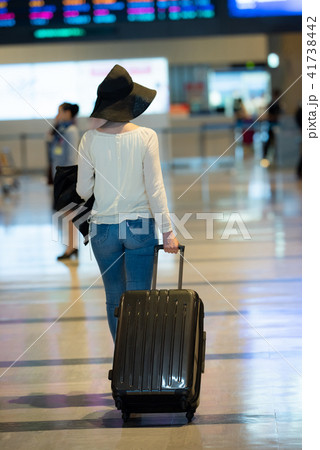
[115,397,123,410]
[122,411,130,423]
[186,410,195,423]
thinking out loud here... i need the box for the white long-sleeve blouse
[76,127,172,233]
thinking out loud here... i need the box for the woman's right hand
[163,231,179,254]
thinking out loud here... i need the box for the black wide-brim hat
[90,64,157,122]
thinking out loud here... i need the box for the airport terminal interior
[0,1,302,448]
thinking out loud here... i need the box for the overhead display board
[0,0,215,31]
[0,0,301,44]
[228,0,302,18]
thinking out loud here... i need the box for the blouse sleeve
[76,131,95,201]
[143,131,172,233]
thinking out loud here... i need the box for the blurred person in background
[233,98,250,124]
[260,89,283,168]
[295,104,302,180]
[233,98,254,157]
[48,102,80,260]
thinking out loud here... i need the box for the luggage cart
[0,147,20,195]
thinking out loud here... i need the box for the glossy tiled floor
[0,160,301,449]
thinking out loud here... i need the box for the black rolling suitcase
[108,244,206,423]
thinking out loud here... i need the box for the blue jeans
[90,218,158,341]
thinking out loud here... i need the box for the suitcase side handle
[201,331,206,373]
[152,244,185,290]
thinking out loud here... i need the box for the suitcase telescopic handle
[152,244,185,290]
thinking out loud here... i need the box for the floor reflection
[0,163,301,448]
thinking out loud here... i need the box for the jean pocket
[127,218,155,242]
[90,224,110,246]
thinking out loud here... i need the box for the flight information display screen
[228,0,302,17]
[0,1,301,43]
[0,0,215,28]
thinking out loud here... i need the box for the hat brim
[90,82,157,122]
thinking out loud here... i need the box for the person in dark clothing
[260,89,282,167]
[48,102,80,260]
[295,105,302,179]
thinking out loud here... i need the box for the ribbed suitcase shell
[110,288,205,420]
